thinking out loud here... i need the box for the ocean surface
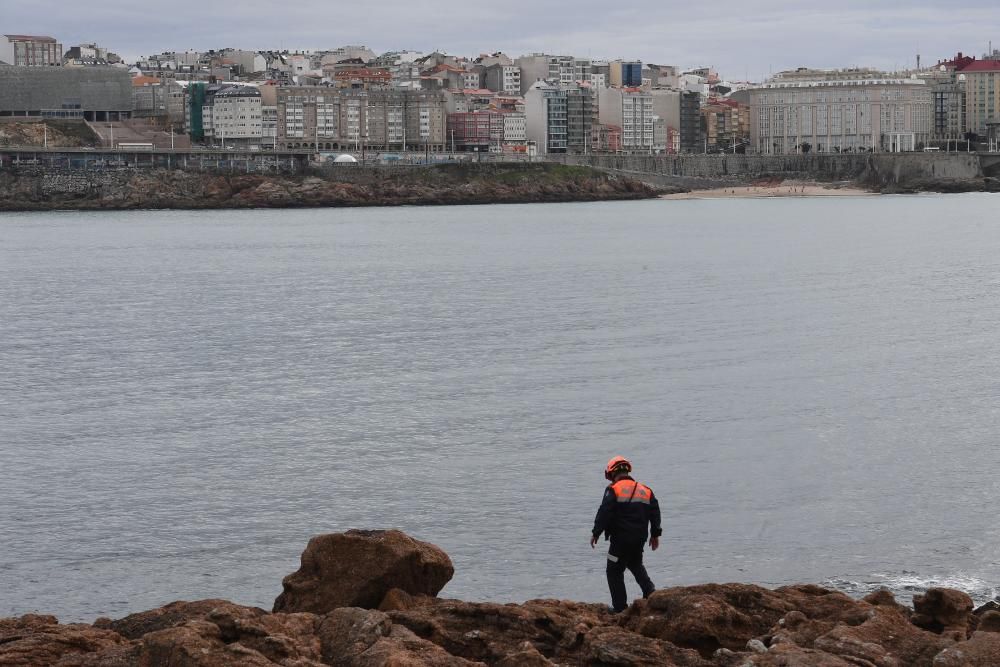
[2,196,999,623]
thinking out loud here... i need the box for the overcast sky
[6,0,999,80]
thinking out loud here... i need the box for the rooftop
[4,34,58,42]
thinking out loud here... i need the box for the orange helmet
[604,456,632,481]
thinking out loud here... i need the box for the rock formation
[2,529,999,666]
[0,163,659,211]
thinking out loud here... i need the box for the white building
[599,87,655,150]
[749,68,933,153]
[1,34,62,66]
[503,112,527,143]
[209,86,264,146]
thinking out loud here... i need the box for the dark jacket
[592,476,662,546]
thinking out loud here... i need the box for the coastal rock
[977,611,1000,633]
[912,588,975,638]
[813,605,951,666]
[3,530,1000,666]
[273,529,454,614]
[387,598,608,664]
[107,598,267,639]
[0,614,128,666]
[581,625,711,666]
[932,631,1000,666]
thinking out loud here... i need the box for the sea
[1,195,999,623]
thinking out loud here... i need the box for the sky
[5,0,1000,81]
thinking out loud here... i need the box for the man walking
[591,456,661,613]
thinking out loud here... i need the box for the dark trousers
[606,542,655,612]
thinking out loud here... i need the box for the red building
[447,111,504,151]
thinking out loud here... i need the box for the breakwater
[0,162,657,211]
[557,153,1000,192]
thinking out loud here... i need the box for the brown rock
[931,630,1000,666]
[493,641,555,667]
[581,625,711,666]
[273,530,454,614]
[912,588,974,638]
[388,598,607,664]
[0,614,127,667]
[623,583,795,656]
[813,605,951,666]
[379,588,438,613]
[108,599,267,639]
[977,610,1000,633]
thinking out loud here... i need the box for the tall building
[208,86,264,146]
[700,98,750,152]
[748,68,933,153]
[515,54,576,94]
[599,87,654,150]
[273,87,445,151]
[0,35,62,67]
[524,80,593,154]
[960,59,1000,137]
[484,64,520,95]
[610,61,643,87]
[679,91,703,153]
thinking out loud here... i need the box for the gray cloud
[5,0,999,79]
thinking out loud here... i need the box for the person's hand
[650,536,660,551]
[590,534,598,549]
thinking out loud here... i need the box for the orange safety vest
[611,478,652,505]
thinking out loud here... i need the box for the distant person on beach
[590,456,662,613]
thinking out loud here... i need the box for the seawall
[556,153,996,192]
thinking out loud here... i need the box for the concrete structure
[524,80,594,154]
[599,87,654,150]
[609,61,643,88]
[0,66,132,120]
[132,77,186,126]
[515,54,576,94]
[208,86,263,147]
[749,68,933,154]
[484,64,520,94]
[1,35,62,67]
[960,59,1000,137]
[701,98,750,152]
[447,111,504,151]
[679,91,703,153]
[274,87,446,151]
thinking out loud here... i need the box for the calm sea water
[2,196,999,623]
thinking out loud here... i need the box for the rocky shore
[0,163,658,212]
[3,529,998,666]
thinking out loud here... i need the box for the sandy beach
[662,182,874,199]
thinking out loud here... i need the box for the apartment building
[209,86,264,146]
[749,68,933,153]
[132,77,186,126]
[515,54,576,94]
[599,87,654,150]
[274,87,446,151]
[679,91,703,153]
[961,59,1000,137]
[609,61,643,87]
[0,35,62,67]
[701,98,750,152]
[484,64,521,94]
[524,80,594,154]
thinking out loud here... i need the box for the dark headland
[2,530,998,666]
[0,163,660,212]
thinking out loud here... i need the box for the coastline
[0,163,658,212]
[2,530,998,666]
[661,181,874,200]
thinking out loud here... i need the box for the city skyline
[4,0,999,80]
